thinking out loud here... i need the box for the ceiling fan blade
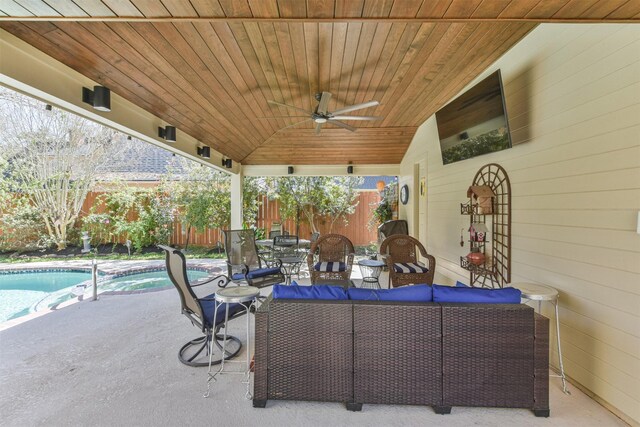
[332,100,379,115]
[317,91,332,115]
[257,116,309,119]
[331,115,382,121]
[267,100,310,115]
[315,123,322,134]
[327,119,356,132]
[278,118,313,131]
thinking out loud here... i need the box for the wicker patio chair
[160,245,243,367]
[307,233,355,285]
[379,235,436,287]
[223,229,285,288]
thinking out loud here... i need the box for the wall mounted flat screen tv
[436,70,512,165]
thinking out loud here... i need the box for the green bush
[82,185,173,252]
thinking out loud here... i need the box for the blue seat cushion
[393,262,429,273]
[246,267,282,279]
[231,273,245,281]
[432,284,521,304]
[314,262,346,272]
[348,284,432,302]
[273,284,348,300]
[199,293,244,328]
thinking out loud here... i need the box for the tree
[266,176,363,233]
[162,157,231,249]
[0,88,120,250]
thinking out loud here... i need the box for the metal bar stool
[514,282,570,394]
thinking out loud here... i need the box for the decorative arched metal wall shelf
[460,163,511,288]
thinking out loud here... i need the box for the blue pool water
[99,270,209,292]
[0,269,211,324]
[0,271,91,323]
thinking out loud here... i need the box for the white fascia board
[243,164,400,177]
[0,28,236,174]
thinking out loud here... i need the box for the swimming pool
[0,270,92,323]
[0,269,212,324]
[99,270,210,292]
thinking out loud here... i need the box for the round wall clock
[400,184,409,205]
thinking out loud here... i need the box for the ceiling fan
[266,92,381,134]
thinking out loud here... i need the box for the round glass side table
[358,259,386,289]
[205,286,260,399]
[514,282,570,394]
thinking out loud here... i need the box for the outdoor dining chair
[223,229,285,288]
[272,234,299,257]
[160,245,243,367]
[379,235,436,287]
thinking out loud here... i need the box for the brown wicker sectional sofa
[253,297,550,417]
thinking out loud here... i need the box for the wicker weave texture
[307,234,355,284]
[353,303,442,405]
[442,304,534,408]
[534,313,550,411]
[267,300,353,402]
[254,305,269,402]
[379,235,436,287]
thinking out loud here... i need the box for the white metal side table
[204,286,260,399]
[514,282,570,394]
[358,259,386,289]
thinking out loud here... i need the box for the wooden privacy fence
[80,191,381,247]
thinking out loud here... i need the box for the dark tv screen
[436,70,512,165]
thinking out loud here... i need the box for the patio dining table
[255,238,311,248]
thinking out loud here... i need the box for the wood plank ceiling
[1,0,638,165]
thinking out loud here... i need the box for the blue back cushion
[348,284,432,302]
[432,284,521,304]
[272,284,348,300]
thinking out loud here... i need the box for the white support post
[230,168,243,230]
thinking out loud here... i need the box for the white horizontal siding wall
[401,24,640,423]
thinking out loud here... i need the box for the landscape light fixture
[197,146,211,159]
[82,86,111,112]
[288,166,294,175]
[158,126,176,142]
[222,158,232,168]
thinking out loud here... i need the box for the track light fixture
[82,86,111,112]
[222,158,232,168]
[288,166,294,175]
[197,146,211,159]
[158,126,176,142]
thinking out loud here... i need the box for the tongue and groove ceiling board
[1,0,638,165]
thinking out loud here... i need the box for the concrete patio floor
[0,260,627,426]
